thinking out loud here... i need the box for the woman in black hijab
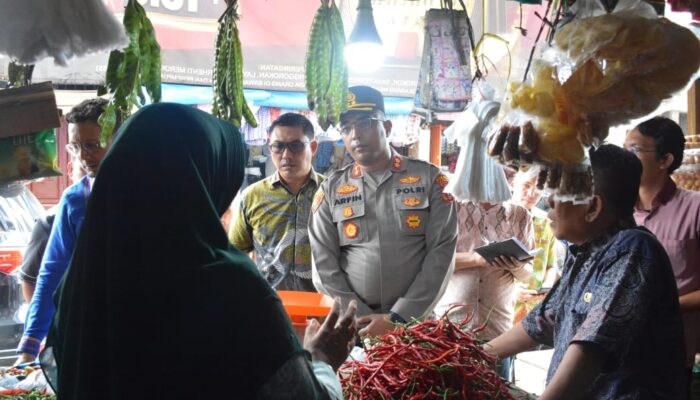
[45,103,356,399]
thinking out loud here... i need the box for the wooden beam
[689,78,699,136]
[429,124,443,166]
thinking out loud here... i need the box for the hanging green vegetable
[98,0,162,143]
[305,0,348,131]
[7,62,34,88]
[212,0,257,129]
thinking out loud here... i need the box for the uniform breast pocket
[394,193,430,236]
[332,204,367,246]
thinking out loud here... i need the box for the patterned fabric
[414,9,472,112]
[435,201,533,340]
[634,178,700,366]
[522,224,687,399]
[387,114,421,146]
[240,106,272,145]
[229,171,323,292]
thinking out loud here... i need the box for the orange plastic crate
[277,290,334,324]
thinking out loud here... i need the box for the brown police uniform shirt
[309,152,458,320]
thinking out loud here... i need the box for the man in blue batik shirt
[485,144,686,399]
[16,98,110,364]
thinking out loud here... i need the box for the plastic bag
[444,82,511,203]
[0,129,61,184]
[551,0,700,127]
[0,0,127,65]
[494,0,699,164]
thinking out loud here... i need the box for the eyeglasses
[66,142,103,155]
[339,117,383,136]
[624,145,656,155]
[269,140,310,154]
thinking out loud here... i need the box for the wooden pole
[689,78,699,135]
[429,124,443,166]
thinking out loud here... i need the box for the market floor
[513,349,554,396]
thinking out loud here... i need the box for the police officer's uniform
[308,86,458,321]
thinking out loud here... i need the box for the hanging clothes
[668,0,700,21]
[387,114,421,146]
[414,9,473,113]
[241,106,272,145]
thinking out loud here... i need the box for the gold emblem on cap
[347,92,357,108]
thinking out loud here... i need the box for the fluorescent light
[345,41,384,72]
[344,0,384,72]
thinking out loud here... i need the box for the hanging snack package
[489,0,700,201]
[552,0,700,127]
[0,129,60,184]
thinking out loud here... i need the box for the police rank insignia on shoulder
[351,164,362,178]
[434,173,449,188]
[391,156,402,171]
[406,214,421,229]
[344,222,359,238]
[399,175,421,184]
[336,184,359,195]
[312,190,325,214]
[403,197,420,207]
[343,206,354,218]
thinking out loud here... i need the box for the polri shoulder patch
[435,173,449,188]
[312,190,325,213]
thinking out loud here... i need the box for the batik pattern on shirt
[230,172,323,291]
[522,225,687,399]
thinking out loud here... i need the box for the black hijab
[47,103,301,399]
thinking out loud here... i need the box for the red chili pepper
[0,389,32,395]
[339,309,515,400]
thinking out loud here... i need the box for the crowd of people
[12,85,699,399]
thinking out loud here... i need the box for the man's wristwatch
[389,312,406,324]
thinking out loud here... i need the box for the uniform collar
[350,150,405,179]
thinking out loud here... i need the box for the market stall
[0,0,699,398]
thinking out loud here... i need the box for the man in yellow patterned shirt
[229,113,322,292]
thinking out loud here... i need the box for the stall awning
[161,83,414,115]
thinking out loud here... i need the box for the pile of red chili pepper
[339,313,515,399]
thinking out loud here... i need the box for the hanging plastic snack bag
[0,129,60,184]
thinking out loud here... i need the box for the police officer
[309,86,458,338]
